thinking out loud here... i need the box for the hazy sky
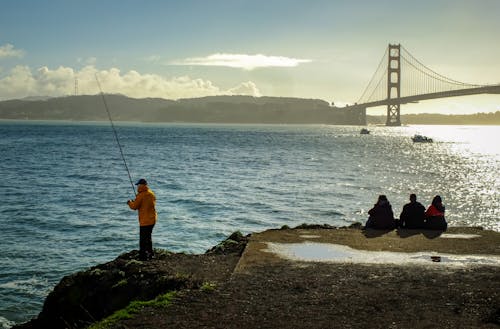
[1,0,499,114]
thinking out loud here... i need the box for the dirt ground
[108,227,500,329]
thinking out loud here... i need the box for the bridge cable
[401,56,470,88]
[356,47,388,104]
[400,46,483,88]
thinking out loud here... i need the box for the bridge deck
[348,84,500,109]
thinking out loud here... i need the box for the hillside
[0,95,364,125]
[2,95,497,125]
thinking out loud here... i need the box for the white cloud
[172,53,312,71]
[0,44,25,59]
[0,66,38,96]
[0,65,262,100]
[228,81,262,97]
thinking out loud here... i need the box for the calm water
[0,121,499,327]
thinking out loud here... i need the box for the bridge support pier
[386,44,401,126]
[386,104,401,126]
[359,106,367,125]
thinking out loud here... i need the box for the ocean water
[0,121,499,327]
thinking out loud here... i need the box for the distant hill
[0,94,365,125]
[19,96,53,101]
[2,95,495,125]
[368,111,500,125]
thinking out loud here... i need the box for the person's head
[135,178,147,187]
[377,195,388,204]
[409,194,417,202]
[432,195,442,206]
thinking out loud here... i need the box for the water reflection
[266,242,500,266]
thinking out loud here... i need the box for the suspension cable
[356,47,388,103]
[353,44,491,105]
[400,45,483,87]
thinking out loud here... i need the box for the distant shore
[368,111,500,125]
[0,95,365,125]
[1,94,499,125]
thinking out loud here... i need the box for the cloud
[228,81,262,97]
[0,65,262,100]
[171,53,312,70]
[0,44,25,59]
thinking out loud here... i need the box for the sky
[1,0,499,114]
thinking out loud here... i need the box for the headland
[13,224,500,329]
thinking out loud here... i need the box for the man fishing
[127,178,157,261]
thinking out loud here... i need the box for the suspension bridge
[346,44,500,126]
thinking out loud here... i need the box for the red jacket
[425,204,444,217]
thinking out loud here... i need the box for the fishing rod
[95,74,137,197]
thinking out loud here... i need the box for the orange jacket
[127,185,157,226]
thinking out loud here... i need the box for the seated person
[365,195,396,229]
[424,195,447,230]
[400,194,425,229]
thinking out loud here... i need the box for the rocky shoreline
[13,225,500,329]
[13,231,247,329]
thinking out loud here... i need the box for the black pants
[425,217,447,230]
[139,224,155,260]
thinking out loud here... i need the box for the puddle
[299,235,321,239]
[440,234,481,239]
[265,242,500,266]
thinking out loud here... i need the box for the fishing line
[95,74,136,197]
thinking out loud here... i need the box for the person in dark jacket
[424,195,447,230]
[365,195,396,229]
[400,194,426,229]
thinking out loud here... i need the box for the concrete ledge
[236,226,500,272]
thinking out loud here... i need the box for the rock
[14,231,249,329]
[13,251,194,329]
[205,231,250,256]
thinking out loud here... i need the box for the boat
[360,128,370,135]
[412,134,433,143]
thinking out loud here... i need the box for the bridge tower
[386,44,401,126]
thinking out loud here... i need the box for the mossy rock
[205,231,249,255]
